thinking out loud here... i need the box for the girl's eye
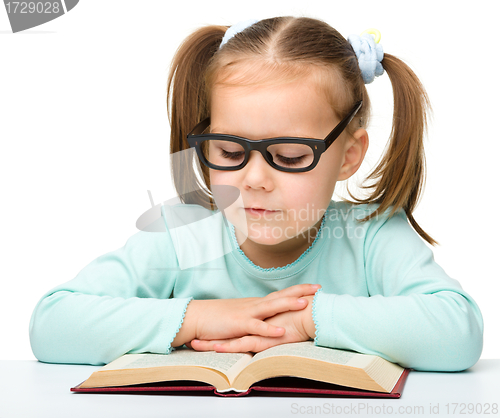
[276,154,306,166]
[220,149,245,160]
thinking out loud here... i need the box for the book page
[102,347,253,376]
[251,341,357,365]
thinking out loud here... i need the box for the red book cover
[71,368,410,398]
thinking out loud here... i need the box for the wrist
[301,296,317,340]
[171,299,199,347]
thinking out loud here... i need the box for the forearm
[313,289,483,371]
[29,291,192,365]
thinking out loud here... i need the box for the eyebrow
[210,127,266,139]
[209,131,326,141]
[209,126,321,139]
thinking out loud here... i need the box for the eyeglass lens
[201,139,315,169]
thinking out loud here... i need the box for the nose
[241,150,275,190]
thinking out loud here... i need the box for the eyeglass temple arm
[324,101,363,149]
[188,117,211,136]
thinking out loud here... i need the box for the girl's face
[209,73,368,251]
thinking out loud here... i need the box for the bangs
[214,58,311,88]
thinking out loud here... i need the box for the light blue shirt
[29,200,483,371]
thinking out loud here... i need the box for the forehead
[210,76,337,138]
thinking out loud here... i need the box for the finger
[190,339,235,352]
[253,296,309,319]
[265,284,321,300]
[214,335,279,354]
[246,318,286,337]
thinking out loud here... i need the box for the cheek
[209,169,244,219]
[209,170,243,206]
[209,168,219,185]
[209,169,235,187]
[281,154,341,211]
[320,143,344,170]
[280,175,329,211]
[315,146,344,186]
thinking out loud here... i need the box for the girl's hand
[173,284,320,347]
[189,295,316,353]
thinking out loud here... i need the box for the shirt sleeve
[312,209,484,372]
[29,226,192,366]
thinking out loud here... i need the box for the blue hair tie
[347,31,384,84]
[219,18,259,49]
[219,20,384,85]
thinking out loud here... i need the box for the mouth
[244,208,280,216]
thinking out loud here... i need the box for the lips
[246,207,278,211]
[244,208,279,216]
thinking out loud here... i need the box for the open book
[72,342,409,398]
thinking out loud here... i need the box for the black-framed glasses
[187,100,362,173]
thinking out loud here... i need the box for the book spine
[213,388,252,397]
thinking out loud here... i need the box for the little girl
[29,16,483,372]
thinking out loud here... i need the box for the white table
[0,360,499,418]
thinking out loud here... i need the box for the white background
[0,0,498,361]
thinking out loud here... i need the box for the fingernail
[312,284,321,289]
[276,327,285,332]
[298,298,307,303]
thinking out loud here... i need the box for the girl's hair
[166,16,438,246]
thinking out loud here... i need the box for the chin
[244,223,297,246]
